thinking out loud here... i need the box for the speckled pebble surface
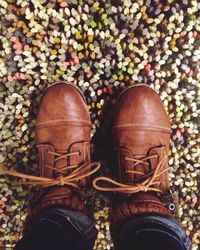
[0,0,199,249]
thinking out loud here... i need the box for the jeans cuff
[119,214,191,250]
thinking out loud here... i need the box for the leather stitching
[113,123,171,132]
[36,119,92,127]
[133,199,164,205]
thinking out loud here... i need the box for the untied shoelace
[93,154,168,194]
[0,150,100,188]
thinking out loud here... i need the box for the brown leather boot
[2,82,100,226]
[27,82,100,222]
[93,84,174,241]
[27,82,100,219]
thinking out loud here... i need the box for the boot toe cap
[114,84,171,133]
[36,82,91,126]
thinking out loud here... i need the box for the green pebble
[90,20,97,28]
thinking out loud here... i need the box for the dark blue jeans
[119,214,190,250]
[15,208,190,250]
[14,208,97,250]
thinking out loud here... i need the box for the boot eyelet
[169,203,175,211]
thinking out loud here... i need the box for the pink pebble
[74,57,79,64]
[19,73,26,80]
[15,49,23,54]
[192,31,197,38]
[8,76,13,81]
[141,60,148,65]
[60,1,68,7]
[0,200,5,208]
[145,64,151,72]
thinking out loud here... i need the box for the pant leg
[15,208,97,250]
[118,214,191,250]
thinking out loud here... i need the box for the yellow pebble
[128,67,134,74]
[17,21,24,28]
[26,32,33,37]
[75,31,82,40]
[93,2,99,9]
[52,75,59,81]
[125,75,130,81]
[54,37,60,43]
[23,27,29,34]
[96,103,101,109]
[88,35,94,43]
[90,52,95,59]
[77,44,83,51]
[51,50,57,55]
[26,100,31,107]
[83,32,87,39]
[89,44,94,51]
[32,40,38,46]
[119,74,124,81]
[78,52,84,59]
[170,38,176,49]
[84,42,88,49]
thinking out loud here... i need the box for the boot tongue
[133,145,165,183]
[134,161,151,181]
[53,141,91,186]
[54,142,86,177]
[148,145,164,169]
[54,151,68,176]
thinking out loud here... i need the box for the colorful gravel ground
[0,0,199,249]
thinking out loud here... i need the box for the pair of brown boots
[4,82,174,246]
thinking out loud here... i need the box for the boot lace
[0,150,100,188]
[93,154,168,194]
